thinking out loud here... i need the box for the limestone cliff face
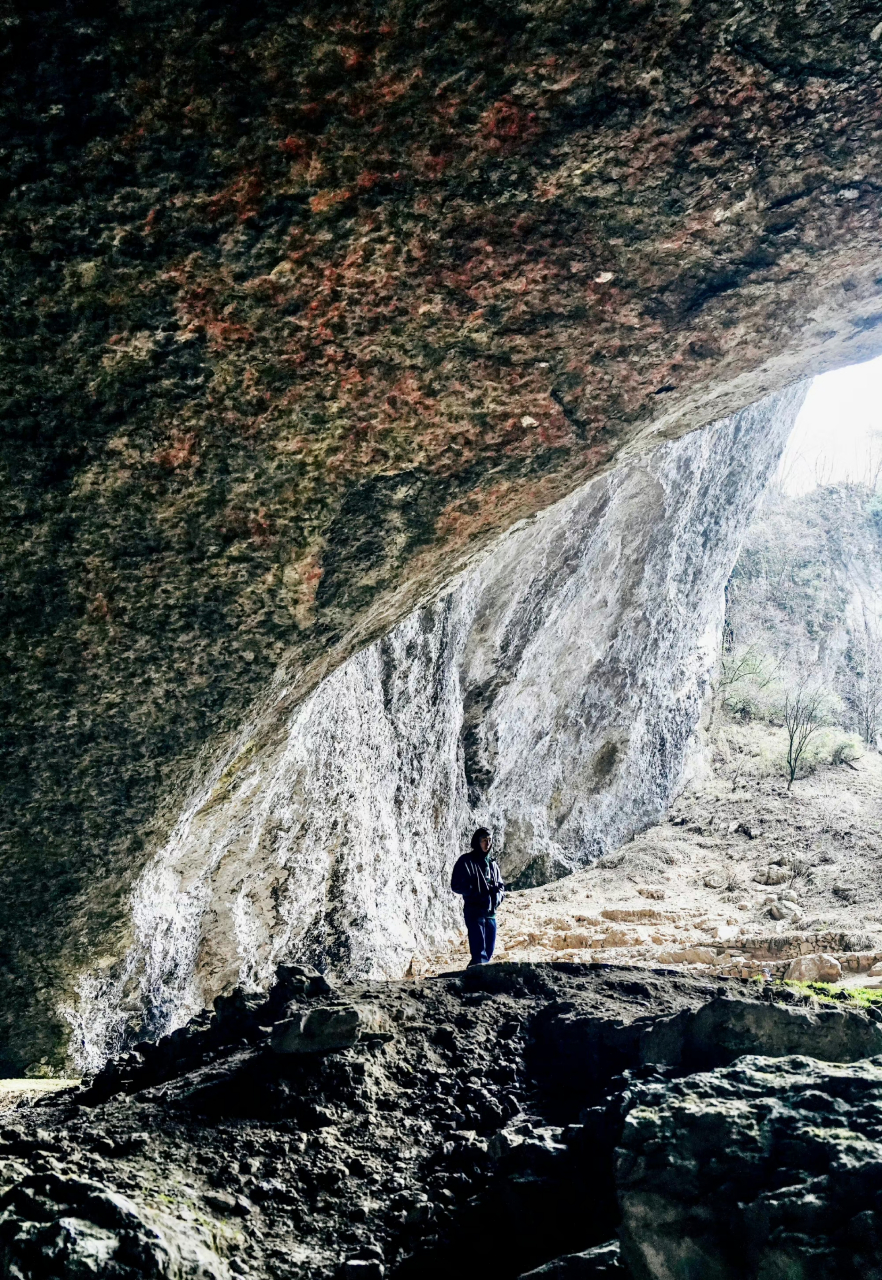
[66,385,805,1071]
[2,0,882,1072]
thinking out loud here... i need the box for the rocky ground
[8,961,882,1280]
[430,722,882,985]
[617,1052,882,1280]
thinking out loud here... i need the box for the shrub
[717,645,778,721]
[830,733,863,768]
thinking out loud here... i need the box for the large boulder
[0,1171,228,1279]
[753,866,791,886]
[638,996,882,1072]
[532,994,882,1102]
[271,1003,391,1054]
[783,954,843,983]
[617,1055,882,1280]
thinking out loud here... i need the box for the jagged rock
[520,1241,628,1278]
[845,934,879,954]
[656,948,718,966]
[271,1004,392,1055]
[0,1171,228,1279]
[213,988,269,1030]
[498,1126,568,1177]
[600,911,666,925]
[617,1055,882,1280]
[273,965,334,1002]
[753,865,790,886]
[768,900,800,920]
[639,997,882,1073]
[340,1263,384,1280]
[549,933,594,951]
[783,954,842,983]
[203,1191,251,1219]
[599,931,639,950]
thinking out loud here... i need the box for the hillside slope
[726,482,882,742]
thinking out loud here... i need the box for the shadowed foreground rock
[522,1242,628,1278]
[3,965,882,1279]
[0,1172,228,1280]
[618,1054,882,1280]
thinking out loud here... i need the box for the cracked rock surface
[5,963,882,1280]
[618,1054,882,1280]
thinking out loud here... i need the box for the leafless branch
[782,684,826,789]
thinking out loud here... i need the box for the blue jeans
[464,912,497,966]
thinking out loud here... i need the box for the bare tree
[870,431,882,493]
[714,644,778,727]
[782,684,826,789]
[718,644,777,695]
[813,453,835,489]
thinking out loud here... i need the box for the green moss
[779,980,882,1009]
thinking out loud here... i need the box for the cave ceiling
[1,0,882,1068]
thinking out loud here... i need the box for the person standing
[451,828,505,967]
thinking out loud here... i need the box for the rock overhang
[2,0,882,1071]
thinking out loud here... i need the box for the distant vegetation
[716,482,882,786]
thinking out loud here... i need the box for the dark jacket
[451,851,505,916]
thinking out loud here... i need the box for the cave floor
[3,727,881,1278]
[4,961,882,1279]
[0,964,782,1280]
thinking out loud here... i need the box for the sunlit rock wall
[66,385,806,1070]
